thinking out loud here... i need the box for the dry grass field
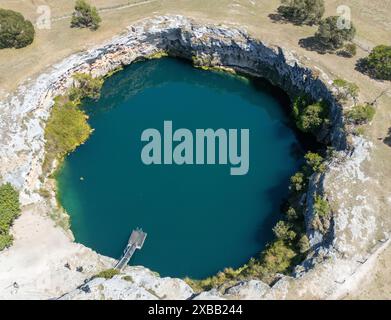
[0,0,390,299]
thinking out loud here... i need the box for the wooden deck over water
[114,229,147,270]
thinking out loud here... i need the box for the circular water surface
[57,58,304,278]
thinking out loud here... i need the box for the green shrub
[346,104,376,124]
[0,9,35,49]
[360,45,391,80]
[0,183,20,250]
[305,152,325,173]
[71,0,101,30]
[0,234,14,251]
[313,194,330,217]
[122,275,133,282]
[95,268,120,279]
[315,16,356,50]
[277,0,325,25]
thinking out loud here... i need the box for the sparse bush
[305,152,325,173]
[277,0,325,25]
[0,9,35,49]
[333,78,359,101]
[315,16,356,50]
[0,183,20,251]
[0,233,13,251]
[338,43,357,57]
[71,0,101,30]
[95,268,120,279]
[353,126,366,136]
[346,104,376,124]
[359,45,391,80]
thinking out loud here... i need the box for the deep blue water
[57,58,303,278]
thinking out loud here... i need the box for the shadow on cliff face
[383,128,391,147]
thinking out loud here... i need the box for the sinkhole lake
[57,58,305,279]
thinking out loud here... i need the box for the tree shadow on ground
[268,13,291,24]
[298,36,332,55]
[268,12,310,26]
[355,58,370,77]
[354,58,387,81]
[384,128,391,147]
[336,50,354,59]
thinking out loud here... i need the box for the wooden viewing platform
[114,228,147,270]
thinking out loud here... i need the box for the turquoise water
[57,58,304,279]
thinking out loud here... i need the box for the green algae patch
[43,73,104,174]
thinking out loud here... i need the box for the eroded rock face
[60,267,194,300]
[0,15,383,300]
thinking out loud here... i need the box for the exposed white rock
[193,289,225,300]
[225,280,271,299]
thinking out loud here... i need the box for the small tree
[296,101,329,133]
[290,172,306,192]
[359,45,391,80]
[313,194,330,217]
[315,16,356,50]
[305,152,325,173]
[278,0,325,25]
[298,235,310,253]
[71,0,101,30]
[273,221,296,242]
[0,9,35,49]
